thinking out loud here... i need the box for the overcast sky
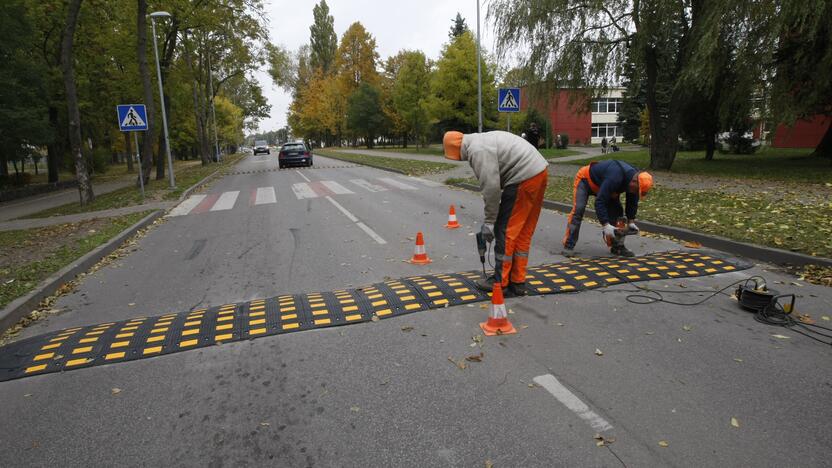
[252,0,497,132]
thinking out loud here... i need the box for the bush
[89,148,110,174]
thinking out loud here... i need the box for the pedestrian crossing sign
[498,88,520,112]
[116,104,148,131]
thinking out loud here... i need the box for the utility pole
[476,0,483,133]
[150,11,176,188]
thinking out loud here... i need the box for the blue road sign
[498,88,521,112]
[117,104,148,131]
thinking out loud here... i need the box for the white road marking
[254,187,276,205]
[325,196,386,244]
[349,178,389,192]
[291,183,317,199]
[295,170,312,182]
[320,180,354,195]
[533,374,613,432]
[167,194,207,217]
[400,175,442,187]
[210,191,240,211]
[378,177,417,190]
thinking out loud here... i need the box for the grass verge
[368,146,446,156]
[539,148,583,158]
[22,154,244,218]
[452,176,832,258]
[549,147,831,184]
[316,149,457,176]
[0,211,152,309]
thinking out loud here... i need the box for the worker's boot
[610,244,635,257]
[475,275,496,292]
[509,282,528,296]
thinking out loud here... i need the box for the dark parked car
[254,140,269,155]
[278,141,312,168]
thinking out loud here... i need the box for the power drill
[475,231,488,278]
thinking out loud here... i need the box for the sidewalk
[0,202,174,232]
[0,179,132,222]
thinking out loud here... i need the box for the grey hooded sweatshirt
[460,131,548,224]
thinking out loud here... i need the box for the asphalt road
[1,153,830,467]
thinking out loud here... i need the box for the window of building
[591,97,622,113]
[591,123,622,138]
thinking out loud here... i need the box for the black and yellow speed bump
[0,251,748,382]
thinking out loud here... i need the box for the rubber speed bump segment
[0,251,749,382]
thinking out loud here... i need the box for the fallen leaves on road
[731,417,740,428]
[645,331,655,335]
[771,334,790,339]
[260,422,270,427]
[594,348,604,356]
[465,353,484,363]
[448,356,467,370]
[484,460,494,468]
[350,406,360,412]
[822,315,830,321]
[658,440,669,448]
[400,326,414,332]
[734,358,744,363]
[683,241,702,248]
[556,322,565,327]
[682,325,693,331]
[594,433,616,447]
[370,315,380,322]
[111,388,122,395]
[797,314,814,324]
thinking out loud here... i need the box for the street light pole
[476,0,483,133]
[207,51,221,162]
[150,11,176,188]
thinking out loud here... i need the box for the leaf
[127,303,136,307]
[683,241,702,248]
[371,315,380,322]
[260,422,270,427]
[771,334,790,339]
[594,348,604,356]
[556,322,565,327]
[645,331,655,335]
[682,325,692,331]
[400,326,414,332]
[822,316,830,321]
[350,406,360,412]
[733,358,743,363]
[485,461,494,468]
[111,388,122,395]
[731,417,740,428]
[465,353,483,362]
[658,440,669,447]
[448,356,467,370]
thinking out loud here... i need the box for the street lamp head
[149,11,172,19]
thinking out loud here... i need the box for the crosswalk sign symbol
[498,88,521,112]
[116,104,148,132]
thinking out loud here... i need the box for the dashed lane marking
[325,196,387,244]
[0,252,750,382]
[534,374,613,432]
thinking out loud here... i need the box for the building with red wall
[521,88,625,145]
[772,115,830,148]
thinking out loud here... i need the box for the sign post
[498,87,521,132]
[117,104,149,202]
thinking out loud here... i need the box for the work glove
[602,224,617,239]
[628,222,639,233]
[481,223,495,243]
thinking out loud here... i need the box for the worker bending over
[443,130,548,296]
[562,160,653,257]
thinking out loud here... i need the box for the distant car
[254,140,269,155]
[278,141,312,168]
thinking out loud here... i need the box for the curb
[0,210,164,333]
[314,152,407,175]
[452,182,832,268]
[178,168,222,201]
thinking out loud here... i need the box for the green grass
[368,146,446,156]
[316,149,457,176]
[549,147,831,183]
[451,176,832,258]
[539,148,583,158]
[22,154,244,218]
[0,211,151,309]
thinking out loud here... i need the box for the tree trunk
[137,0,155,186]
[124,131,134,172]
[47,106,60,183]
[0,154,8,177]
[60,0,93,205]
[644,46,681,170]
[183,34,211,165]
[704,124,718,161]
[154,20,179,180]
[811,122,832,160]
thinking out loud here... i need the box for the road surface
[1,153,829,467]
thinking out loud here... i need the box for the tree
[391,51,431,147]
[429,31,497,134]
[489,0,767,169]
[61,0,93,204]
[617,56,646,143]
[347,83,385,148]
[770,0,832,159]
[334,22,380,143]
[136,0,155,184]
[449,13,468,39]
[309,0,337,74]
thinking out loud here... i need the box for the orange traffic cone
[480,282,517,336]
[445,205,460,229]
[408,231,432,264]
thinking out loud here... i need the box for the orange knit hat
[443,131,463,160]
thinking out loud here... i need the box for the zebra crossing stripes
[319,180,354,195]
[349,179,388,192]
[210,191,239,211]
[254,187,276,205]
[168,195,207,217]
[377,177,417,190]
[291,183,318,199]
